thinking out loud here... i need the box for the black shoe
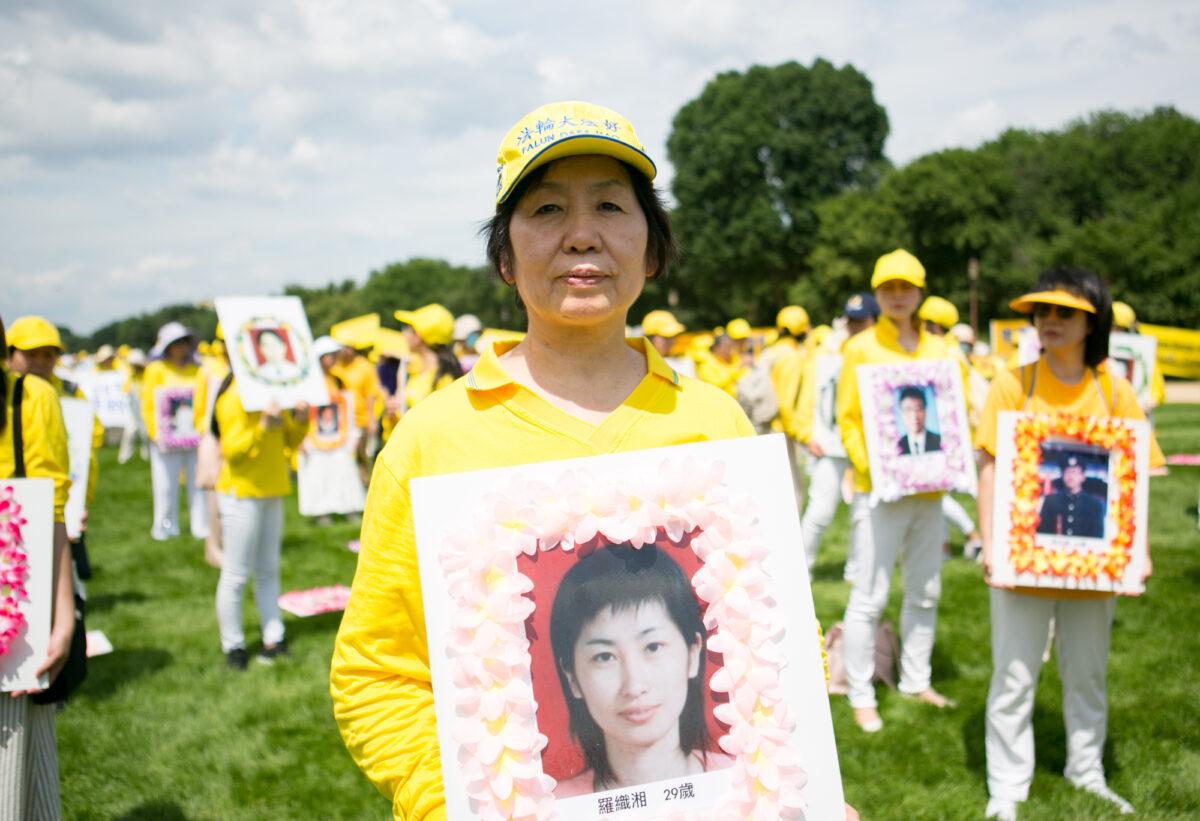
[226,648,248,671]
[256,639,289,665]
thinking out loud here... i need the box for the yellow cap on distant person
[776,305,810,335]
[495,101,657,205]
[726,318,752,340]
[1112,301,1136,329]
[1009,289,1096,315]
[394,304,455,347]
[7,315,64,351]
[642,310,685,338]
[918,296,959,330]
[871,248,927,290]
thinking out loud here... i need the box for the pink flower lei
[437,458,808,820]
[0,485,31,658]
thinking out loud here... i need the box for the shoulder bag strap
[12,374,26,478]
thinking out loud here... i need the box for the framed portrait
[214,296,330,412]
[856,360,976,504]
[989,411,1151,593]
[0,479,55,693]
[308,392,352,451]
[412,435,845,821]
[811,355,846,458]
[1108,332,1157,406]
[989,318,1028,360]
[60,397,95,540]
[154,385,201,451]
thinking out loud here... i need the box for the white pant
[843,495,946,708]
[986,589,1115,801]
[942,494,976,537]
[215,494,285,652]
[149,443,207,540]
[800,455,850,569]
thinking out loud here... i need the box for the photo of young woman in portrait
[538,542,733,799]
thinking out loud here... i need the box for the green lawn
[60,406,1200,819]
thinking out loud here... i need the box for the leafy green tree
[667,59,889,325]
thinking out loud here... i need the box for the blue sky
[3,0,1198,333]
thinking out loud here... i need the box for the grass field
[60,405,1200,820]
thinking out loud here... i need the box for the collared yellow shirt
[330,338,754,820]
[1,371,71,522]
[142,360,201,442]
[213,380,310,498]
[694,350,744,396]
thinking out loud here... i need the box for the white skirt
[297,445,366,517]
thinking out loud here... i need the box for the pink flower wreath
[0,485,31,658]
[437,458,808,821]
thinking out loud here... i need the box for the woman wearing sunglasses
[975,267,1164,820]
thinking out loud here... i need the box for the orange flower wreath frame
[1007,413,1139,582]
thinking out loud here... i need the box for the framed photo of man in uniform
[990,411,1151,593]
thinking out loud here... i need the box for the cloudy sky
[4,0,1198,334]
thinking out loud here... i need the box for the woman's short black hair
[548,543,708,789]
[480,159,679,292]
[1027,267,1114,368]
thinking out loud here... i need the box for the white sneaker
[1077,782,1134,815]
[984,797,1017,821]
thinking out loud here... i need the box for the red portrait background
[251,327,297,365]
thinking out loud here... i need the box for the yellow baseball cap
[776,305,810,335]
[1009,289,1096,315]
[726,318,752,340]
[1112,301,1136,329]
[7,315,64,351]
[495,101,657,205]
[918,296,959,330]
[642,310,685,338]
[871,249,927,290]
[394,304,455,347]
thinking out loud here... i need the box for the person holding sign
[297,336,365,523]
[0,315,77,820]
[142,322,207,542]
[330,102,855,820]
[975,268,1164,821]
[836,249,962,733]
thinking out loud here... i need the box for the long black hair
[1027,267,1114,368]
[548,543,708,788]
[431,344,464,386]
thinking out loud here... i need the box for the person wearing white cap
[143,321,207,541]
[297,336,366,523]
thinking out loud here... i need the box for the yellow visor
[1009,290,1096,315]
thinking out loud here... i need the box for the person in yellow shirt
[212,375,309,670]
[0,315,77,819]
[1110,300,1167,413]
[298,336,365,524]
[142,322,207,541]
[641,309,694,377]
[975,268,1163,821]
[329,101,768,821]
[695,323,746,396]
[764,305,811,510]
[395,303,464,407]
[837,249,962,733]
[7,315,105,580]
[332,341,383,484]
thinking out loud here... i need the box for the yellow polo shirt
[837,316,963,493]
[333,356,382,429]
[330,338,754,820]
[1,371,70,522]
[142,360,201,442]
[694,350,744,396]
[772,349,809,439]
[213,381,310,498]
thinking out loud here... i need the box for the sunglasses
[1032,304,1078,320]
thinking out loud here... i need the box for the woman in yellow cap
[836,249,963,733]
[975,268,1163,821]
[0,315,77,819]
[641,309,694,377]
[330,102,785,819]
[380,304,463,434]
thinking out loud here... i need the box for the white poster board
[857,359,977,505]
[0,479,55,693]
[1016,325,1040,366]
[989,411,1150,593]
[412,435,845,821]
[214,296,329,412]
[60,398,94,541]
[1108,332,1157,406]
[78,371,132,428]
[811,354,846,458]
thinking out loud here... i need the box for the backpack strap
[12,375,26,478]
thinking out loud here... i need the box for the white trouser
[149,443,207,539]
[843,494,946,708]
[986,589,1115,801]
[800,455,850,569]
[942,494,976,537]
[215,494,285,652]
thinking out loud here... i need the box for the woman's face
[505,155,650,331]
[319,352,337,373]
[166,338,192,364]
[1033,303,1088,357]
[875,280,922,323]
[566,599,701,752]
[259,331,287,363]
